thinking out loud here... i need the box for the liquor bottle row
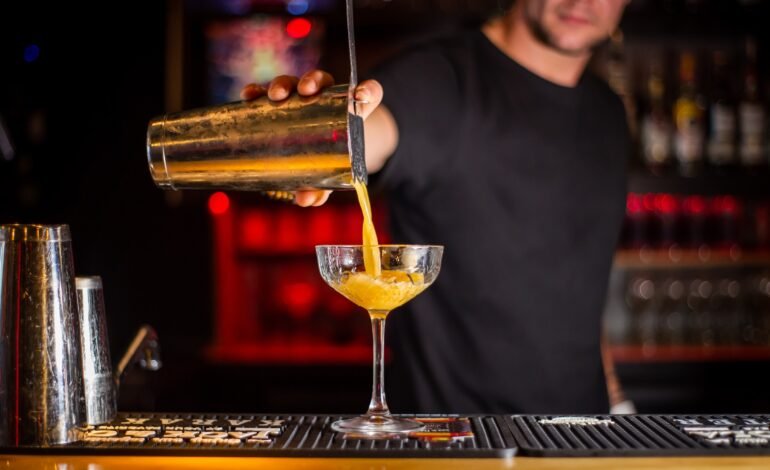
[236,193,770,256]
[611,270,770,349]
[621,193,770,250]
[605,37,769,174]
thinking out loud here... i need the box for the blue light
[222,0,250,15]
[286,0,310,15]
[24,44,40,63]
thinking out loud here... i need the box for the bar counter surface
[5,455,770,469]
[6,413,770,468]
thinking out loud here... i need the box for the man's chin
[551,43,592,57]
[528,20,607,57]
[550,35,610,57]
[540,39,591,57]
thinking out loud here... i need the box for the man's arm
[364,104,398,174]
[601,332,636,414]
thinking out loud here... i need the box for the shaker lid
[0,224,71,242]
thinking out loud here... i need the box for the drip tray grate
[507,414,770,457]
[8,413,770,457]
[2,413,516,458]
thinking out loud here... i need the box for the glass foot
[331,414,425,436]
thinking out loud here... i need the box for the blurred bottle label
[707,103,736,165]
[739,102,766,166]
[642,116,672,166]
[674,98,704,164]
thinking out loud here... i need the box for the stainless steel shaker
[0,224,85,446]
[146,84,367,191]
[76,276,116,425]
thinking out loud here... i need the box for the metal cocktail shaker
[0,224,86,446]
[76,276,116,425]
[146,84,367,191]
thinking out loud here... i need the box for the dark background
[2,0,770,414]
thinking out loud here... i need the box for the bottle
[706,50,737,169]
[710,278,741,345]
[653,193,680,249]
[673,52,705,176]
[626,276,657,351]
[685,278,715,347]
[681,195,708,249]
[710,195,741,249]
[657,278,687,346]
[753,274,770,345]
[622,193,653,249]
[738,38,767,169]
[640,59,673,172]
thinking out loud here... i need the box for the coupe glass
[315,244,443,435]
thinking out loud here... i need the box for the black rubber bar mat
[507,414,770,457]
[1,413,516,458]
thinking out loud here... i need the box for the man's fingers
[268,75,299,101]
[353,79,384,120]
[295,190,332,207]
[311,191,332,206]
[298,70,335,96]
[247,70,336,102]
[240,83,266,101]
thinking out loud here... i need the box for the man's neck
[482,8,590,88]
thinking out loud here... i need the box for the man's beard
[524,12,609,57]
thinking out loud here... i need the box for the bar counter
[7,412,770,468]
[5,455,770,469]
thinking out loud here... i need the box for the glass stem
[367,312,390,417]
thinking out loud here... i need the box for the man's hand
[241,70,384,207]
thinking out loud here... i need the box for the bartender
[243,0,631,414]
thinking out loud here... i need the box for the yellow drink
[353,180,381,277]
[345,180,426,318]
[330,271,426,318]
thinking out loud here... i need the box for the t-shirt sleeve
[368,43,461,191]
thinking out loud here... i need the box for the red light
[308,206,336,247]
[326,287,354,317]
[654,194,678,214]
[682,196,706,215]
[240,210,271,250]
[275,209,303,251]
[344,206,362,244]
[208,192,230,215]
[712,195,740,215]
[281,281,318,319]
[286,18,312,39]
[642,193,656,212]
[626,193,643,215]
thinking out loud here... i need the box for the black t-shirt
[371,30,629,414]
